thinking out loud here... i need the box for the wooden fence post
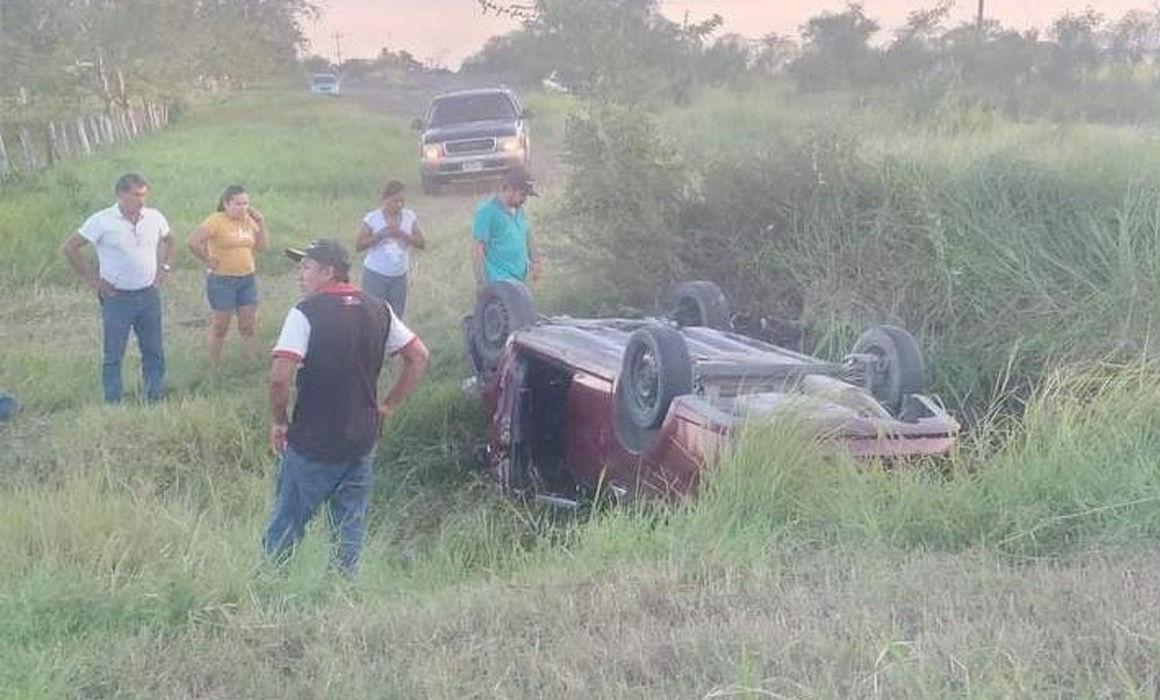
[85,116,99,148]
[0,131,11,179]
[18,127,35,170]
[0,104,178,179]
[76,116,91,156]
[56,121,72,159]
[45,125,56,167]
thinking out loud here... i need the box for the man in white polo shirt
[62,173,175,403]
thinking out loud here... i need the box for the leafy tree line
[302,47,440,82]
[466,0,744,104]
[469,0,1160,117]
[0,0,317,121]
[782,2,1160,121]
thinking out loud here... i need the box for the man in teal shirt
[472,167,541,287]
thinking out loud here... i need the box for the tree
[752,33,799,76]
[791,3,881,90]
[882,1,954,81]
[465,0,731,105]
[1106,9,1160,66]
[936,21,1045,92]
[1046,9,1104,87]
[0,0,318,117]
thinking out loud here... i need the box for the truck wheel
[472,281,536,373]
[421,176,442,196]
[614,325,692,452]
[658,281,730,330]
[851,325,927,414]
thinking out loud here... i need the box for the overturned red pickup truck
[464,281,958,505]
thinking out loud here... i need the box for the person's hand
[249,208,264,226]
[270,423,289,455]
[376,403,396,431]
[208,257,221,272]
[155,268,170,287]
[531,258,544,283]
[93,277,118,299]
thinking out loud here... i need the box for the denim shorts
[206,273,259,311]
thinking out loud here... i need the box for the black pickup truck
[412,87,532,194]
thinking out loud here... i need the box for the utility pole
[976,0,985,38]
[333,33,344,67]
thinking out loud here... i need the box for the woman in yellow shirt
[189,185,269,362]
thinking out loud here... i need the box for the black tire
[421,175,442,195]
[851,325,928,414]
[658,281,730,330]
[472,281,536,372]
[614,325,693,453]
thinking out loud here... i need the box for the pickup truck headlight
[498,136,523,153]
[422,144,442,160]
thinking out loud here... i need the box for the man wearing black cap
[472,166,541,287]
[263,238,429,575]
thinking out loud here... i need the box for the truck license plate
[462,161,483,173]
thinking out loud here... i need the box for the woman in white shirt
[355,180,426,317]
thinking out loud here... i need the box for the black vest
[288,289,392,462]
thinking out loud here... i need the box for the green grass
[4,84,1160,697]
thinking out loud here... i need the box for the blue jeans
[361,268,407,317]
[100,286,165,403]
[262,444,375,576]
[0,394,18,422]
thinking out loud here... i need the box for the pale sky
[305,1,1155,68]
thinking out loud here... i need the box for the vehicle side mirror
[521,108,534,120]
[411,118,423,131]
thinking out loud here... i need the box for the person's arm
[155,234,175,286]
[406,221,427,250]
[355,222,378,252]
[250,209,269,252]
[527,227,541,282]
[377,337,430,423]
[471,202,491,287]
[188,225,216,269]
[269,356,298,455]
[472,240,487,287]
[62,232,116,298]
[269,307,310,454]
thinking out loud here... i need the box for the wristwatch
[160,263,173,272]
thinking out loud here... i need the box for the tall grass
[673,359,1160,560]
[562,86,1160,408]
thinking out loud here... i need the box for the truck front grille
[445,138,496,154]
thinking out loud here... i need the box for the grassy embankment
[2,86,1160,698]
